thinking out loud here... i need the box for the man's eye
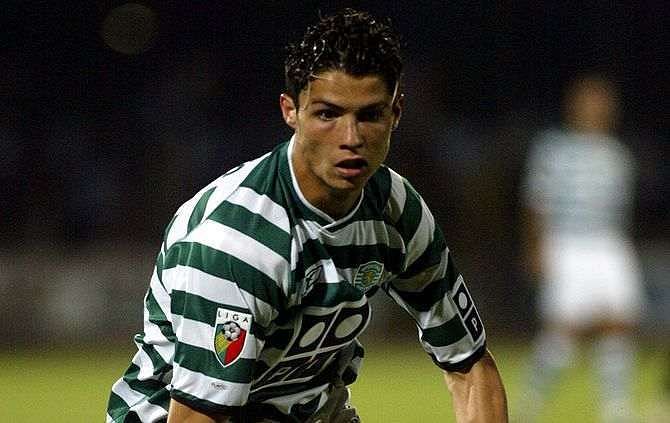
[317,110,338,121]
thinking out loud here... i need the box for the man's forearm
[167,398,231,423]
[444,349,508,423]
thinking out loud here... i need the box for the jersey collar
[286,135,364,229]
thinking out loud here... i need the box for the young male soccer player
[520,74,644,422]
[107,9,508,423]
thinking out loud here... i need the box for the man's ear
[280,94,298,129]
[392,93,404,130]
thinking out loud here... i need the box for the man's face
[280,70,401,216]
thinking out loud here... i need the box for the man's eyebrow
[310,101,345,110]
[310,100,390,110]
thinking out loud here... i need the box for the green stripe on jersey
[133,334,171,371]
[324,168,392,233]
[122,364,169,397]
[292,239,404,283]
[390,277,450,312]
[291,239,329,281]
[145,288,176,341]
[107,391,131,422]
[239,144,286,205]
[420,315,467,346]
[400,225,446,279]
[155,252,165,284]
[171,290,266,338]
[170,289,218,325]
[188,187,216,232]
[394,181,424,247]
[357,167,392,221]
[325,243,404,274]
[164,242,285,309]
[207,201,291,261]
[175,343,255,383]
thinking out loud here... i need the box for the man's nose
[340,116,363,148]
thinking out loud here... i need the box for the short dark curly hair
[284,9,402,106]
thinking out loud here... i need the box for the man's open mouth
[336,158,368,169]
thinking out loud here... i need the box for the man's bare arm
[167,398,231,423]
[443,349,509,423]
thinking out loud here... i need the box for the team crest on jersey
[214,307,252,367]
[353,261,384,290]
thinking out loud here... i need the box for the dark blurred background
[1,1,669,347]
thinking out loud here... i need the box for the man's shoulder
[370,165,425,221]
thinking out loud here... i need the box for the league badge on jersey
[353,261,384,291]
[214,307,252,367]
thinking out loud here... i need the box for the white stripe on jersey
[390,248,450,292]
[183,220,290,284]
[203,152,272,218]
[293,219,405,249]
[165,203,194,252]
[149,270,172,320]
[404,196,435,269]
[141,313,175,364]
[172,314,263,361]
[171,362,251,406]
[166,265,277,326]
[226,186,291,234]
[386,276,463,330]
[131,346,166,381]
[172,315,215,352]
[384,167,407,223]
[165,153,272,250]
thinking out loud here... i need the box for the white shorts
[539,234,644,327]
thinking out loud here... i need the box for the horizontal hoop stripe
[225,186,291,233]
[207,201,291,261]
[163,242,285,310]
[419,314,467,347]
[183,220,290,284]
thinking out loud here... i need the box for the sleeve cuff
[431,343,487,373]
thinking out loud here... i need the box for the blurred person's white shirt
[523,128,644,325]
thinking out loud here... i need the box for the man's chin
[327,178,365,197]
[335,174,368,189]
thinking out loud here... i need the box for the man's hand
[443,349,508,423]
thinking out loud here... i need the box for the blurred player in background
[107,9,507,423]
[520,74,644,422]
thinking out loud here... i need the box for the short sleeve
[164,221,288,413]
[386,188,487,371]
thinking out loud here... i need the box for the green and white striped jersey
[107,138,486,422]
